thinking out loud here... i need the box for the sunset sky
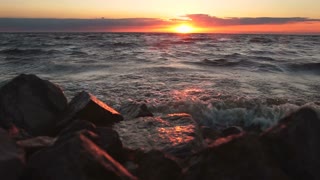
[1,0,320,33]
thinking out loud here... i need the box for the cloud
[0,15,319,32]
[0,18,171,32]
[185,14,320,26]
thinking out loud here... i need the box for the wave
[138,97,320,131]
[249,37,273,43]
[288,62,320,74]
[0,48,59,56]
[111,42,138,47]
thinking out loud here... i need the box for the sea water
[0,33,319,130]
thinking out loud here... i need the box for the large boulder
[16,136,56,159]
[114,113,203,158]
[22,130,137,180]
[184,134,288,180]
[136,150,182,180]
[57,118,125,161]
[262,107,320,180]
[57,91,123,129]
[0,74,67,136]
[0,128,25,180]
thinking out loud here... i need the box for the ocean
[0,33,319,130]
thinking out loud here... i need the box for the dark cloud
[0,15,319,32]
[185,14,320,26]
[0,18,171,32]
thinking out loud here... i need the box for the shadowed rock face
[22,131,137,180]
[262,107,320,180]
[184,134,289,180]
[0,128,25,180]
[57,91,123,128]
[136,150,182,180]
[114,113,203,158]
[0,74,67,136]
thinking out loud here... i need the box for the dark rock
[201,126,219,140]
[57,91,123,128]
[221,126,243,137]
[16,136,56,159]
[119,102,153,120]
[261,107,320,180]
[136,150,182,180]
[0,128,25,180]
[94,127,124,161]
[23,130,137,180]
[0,74,67,136]
[184,134,289,180]
[114,113,203,158]
[58,119,96,136]
[57,127,124,163]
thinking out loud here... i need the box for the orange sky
[0,0,320,33]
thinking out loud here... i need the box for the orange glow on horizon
[174,24,194,33]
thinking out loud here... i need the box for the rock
[57,91,123,128]
[22,130,137,180]
[184,134,289,180]
[221,126,243,137]
[16,136,56,159]
[119,102,153,120]
[261,107,320,180]
[94,127,125,162]
[57,127,124,163]
[0,74,67,136]
[201,126,219,140]
[0,128,25,180]
[58,119,97,136]
[114,113,203,158]
[136,150,182,180]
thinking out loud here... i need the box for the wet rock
[0,74,67,136]
[262,107,320,180]
[114,113,203,158]
[57,128,124,163]
[136,150,182,180]
[221,126,243,137]
[0,128,25,180]
[184,134,288,180]
[119,102,153,120]
[201,126,219,140]
[23,131,137,180]
[57,91,123,128]
[94,127,125,162]
[16,136,56,159]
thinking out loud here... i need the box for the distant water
[0,33,319,130]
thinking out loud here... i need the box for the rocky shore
[0,74,319,180]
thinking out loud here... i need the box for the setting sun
[174,24,195,33]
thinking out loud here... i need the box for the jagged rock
[0,74,67,136]
[184,134,289,180]
[57,91,123,128]
[114,113,203,158]
[0,128,25,180]
[58,119,96,136]
[262,107,320,180]
[119,102,153,120]
[94,127,125,162]
[22,131,137,180]
[201,126,219,140]
[136,150,182,180]
[16,136,56,159]
[221,126,243,137]
[57,128,124,163]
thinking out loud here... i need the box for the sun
[174,24,195,33]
